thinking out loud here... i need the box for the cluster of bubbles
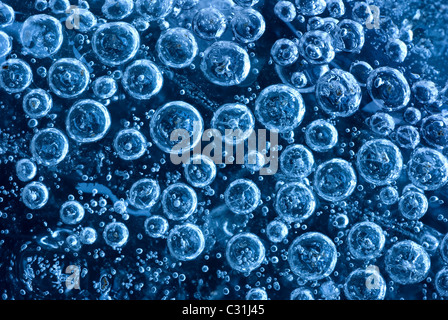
[1,0,448,301]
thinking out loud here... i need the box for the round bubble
[385,240,430,285]
[30,128,69,166]
[150,101,203,154]
[66,99,111,143]
[344,268,387,300]
[279,144,314,178]
[255,84,305,133]
[157,28,198,69]
[403,107,422,125]
[407,147,448,190]
[295,0,326,16]
[92,76,117,100]
[271,39,300,66]
[128,178,161,210]
[226,232,265,273]
[49,0,70,13]
[394,125,420,149]
[16,159,37,182]
[379,186,399,205]
[0,59,33,94]
[299,30,335,65]
[305,119,338,152]
[349,61,373,85]
[92,22,140,67]
[420,114,448,149]
[22,181,49,210]
[314,158,357,202]
[201,41,250,86]
[356,139,403,186]
[347,221,385,259]
[60,200,85,225]
[184,155,217,188]
[275,182,316,223]
[211,103,255,144]
[68,8,97,33]
[412,80,438,104]
[334,19,365,53]
[234,0,259,6]
[102,0,134,20]
[399,191,428,220]
[369,112,395,136]
[386,38,407,63]
[224,179,260,215]
[135,0,173,21]
[231,8,265,43]
[266,220,288,243]
[316,69,362,117]
[290,288,315,300]
[326,0,345,18]
[288,232,337,281]
[122,59,163,100]
[0,31,12,59]
[274,1,296,22]
[20,14,63,58]
[80,227,97,245]
[48,58,90,99]
[246,288,268,300]
[103,222,129,248]
[167,223,205,261]
[162,183,197,221]
[23,89,53,119]
[0,2,14,27]
[192,7,227,41]
[351,1,372,25]
[114,128,147,160]
[244,150,266,172]
[435,267,448,297]
[367,67,411,111]
[144,215,169,238]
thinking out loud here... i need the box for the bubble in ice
[349,61,373,86]
[290,288,315,300]
[122,59,163,100]
[113,128,147,160]
[102,0,134,20]
[295,0,326,16]
[274,182,316,223]
[412,80,439,105]
[150,101,203,154]
[407,147,448,191]
[92,76,118,100]
[299,30,335,65]
[334,19,365,53]
[128,178,161,210]
[305,119,338,152]
[440,233,448,264]
[20,14,63,58]
[22,89,53,119]
[226,232,265,273]
[347,221,385,260]
[394,125,420,149]
[244,150,266,172]
[385,240,430,285]
[224,179,261,215]
[30,128,69,166]
[49,0,69,14]
[200,41,251,86]
[192,7,227,41]
[274,1,296,22]
[386,38,408,63]
[344,268,387,300]
[435,267,448,297]
[66,99,111,143]
[0,31,11,59]
[255,84,305,133]
[69,8,97,33]
[314,158,357,202]
[167,223,205,261]
[135,0,174,22]
[144,215,169,238]
[326,0,345,18]
[162,183,198,221]
[369,112,395,136]
[279,144,314,178]
[0,2,14,27]
[266,220,288,243]
[351,1,372,25]
[403,107,422,125]
[231,8,265,43]
[288,232,337,281]
[271,38,300,66]
[156,28,198,69]
[246,288,268,300]
[60,200,85,225]
[184,155,217,188]
[379,186,399,205]
[356,139,403,186]
[92,22,140,67]
[103,222,129,248]
[420,114,448,149]
[0,59,33,94]
[316,68,362,117]
[21,181,49,210]
[80,227,98,245]
[234,0,259,7]
[398,190,428,220]
[211,103,255,144]
[15,159,37,182]
[48,58,90,99]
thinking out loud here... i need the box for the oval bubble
[347,221,385,259]
[167,223,205,261]
[122,59,163,100]
[128,178,161,210]
[0,59,33,94]
[103,222,129,248]
[22,181,49,210]
[30,128,69,166]
[48,58,90,99]
[162,183,197,221]
[114,128,147,160]
[23,89,53,119]
[226,232,265,273]
[275,182,316,223]
[224,179,261,215]
[60,200,85,225]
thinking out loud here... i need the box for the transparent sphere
[386,38,407,63]
[103,222,129,248]
[157,28,198,69]
[385,240,430,285]
[226,232,265,273]
[167,223,205,261]
[403,107,422,125]
[246,288,268,300]
[122,59,163,100]
[92,76,117,100]
[162,183,197,221]
[22,181,49,210]
[440,233,448,264]
[0,59,32,94]
[347,221,385,259]
[30,128,69,166]
[349,61,373,85]
[234,0,259,6]
[379,186,399,205]
[184,155,217,188]
[48,58,90,99]
[255,84,305,133]
[344,268,387,300]
[316,69,362,117]
[274,1,296,22]
[60,200,85,225]
[435,267,448,297]
[398,191,428,220]
[135,0,173,21]
[23,89,52,119]
[334,19,365,53]
[290,288,315,300]
[420,114,448,149]
[231,8,265,43]
[114,128,147,160]
[275,182,316,223]
[144,215,169,238]
[299,30,335,65]
[314,158,357,202]
[356,139,403,186]
[224,179,261,215]
[128,178,160,210]
[68,8,97,33]
[192,7,227,41]
[200,41,250,86]
[351,1,372,25]
[92,22,140,66]
[66,99,111,143]
[295,0,326,16]
[271,39,300,66]
[16,159,37,182]
[279,144,314,178]
[211,103,255,144]
[150,101,203,154]
[244,150,266,172]
[0,2,14,28]
[0,31,11,59]
[367,67,411,111]
[407,147,448,190]
[80,227,97,245]
[20,14,63,58]
[395,125,420,149]
[326,0,345,18]
[266,220,288,243]
[102,0,134,20]
[288,232,337,281]
[305,119,338,152]
[412,80,438,104]
[49,0,69,13]
[369,112,395,136]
